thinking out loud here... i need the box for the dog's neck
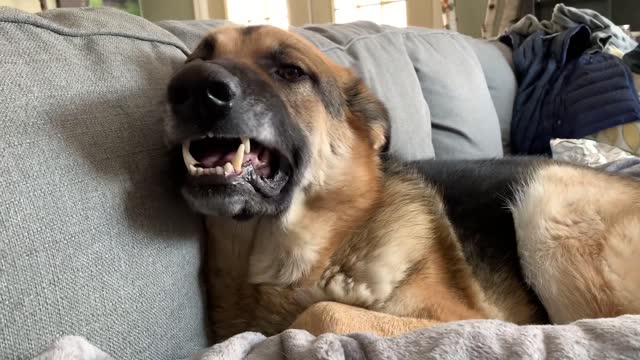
[206,154,382,287]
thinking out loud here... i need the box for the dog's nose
[168,61,239,130]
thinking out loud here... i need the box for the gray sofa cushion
[465,39,517,153]
[401,28,503,159]
[160,20,508,160]
[0,7,207,359]
[156,19,231,51]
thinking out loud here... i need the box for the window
[225,0,289,29]
[333,0,407,27]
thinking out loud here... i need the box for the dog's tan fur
[189,26,640,341]
[513,164,640,324]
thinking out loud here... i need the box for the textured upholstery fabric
[0,7,207,360]
[465,38,517,153]
[159,20,509,160]
[155,19,231,52]
[401,28,503,159]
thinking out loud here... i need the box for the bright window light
[334,0,407,27]
[225,0,289,29]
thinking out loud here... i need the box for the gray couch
[0,6,516,359]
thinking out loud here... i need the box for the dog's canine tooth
[224,162,234,174]
[215,166,224,175]
[182,141,199,169]
[241,137,251,154]
[233,144,245,172]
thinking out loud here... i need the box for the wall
[139,0,194,21]
[288,0,333,26]
[455,0,488,37]
[0,0,57,12]
[407,0,442,28]
[207,0,225,19]
[289,0,442,28]
[612,0,640,31]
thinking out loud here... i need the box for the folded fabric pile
[501,4,640,155]
[551,138,640,178]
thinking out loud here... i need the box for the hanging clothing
[508,3,638,54]
[502,25,640,155]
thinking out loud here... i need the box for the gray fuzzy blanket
[36,315,640,359]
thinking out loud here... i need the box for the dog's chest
[205,217,328,338]
[206,216,328,283]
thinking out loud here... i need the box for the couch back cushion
[0,7,207,359]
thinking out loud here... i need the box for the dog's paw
[317,266,380,308]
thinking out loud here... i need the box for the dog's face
[165,25,389,218]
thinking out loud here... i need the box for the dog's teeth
[202,168,212,175]
[188,165,198,176]
[233,144,245,172]
[207,132,214,138]
[196,167,204,176]
[214,166,224,175]
[241,137,251,154]
[224,162,234,174]
[182,141,199,169]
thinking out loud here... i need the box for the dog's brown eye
[276,65,306,82]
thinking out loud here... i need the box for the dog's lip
[181,136,291,198]
[179,132,291,164]
[182,137,247,175]
[181,133,292,193]
[178,131,295,170]
[182,136,271,175]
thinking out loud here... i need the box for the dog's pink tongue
[199,152,224,168]
[197,146,274,175]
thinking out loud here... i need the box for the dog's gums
[182,137,270,176]
[181,135,291,199]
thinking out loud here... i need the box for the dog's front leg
[312,201,446,310]
[314,234,429,309]
[317,266,383,308]
[290,301,443,336]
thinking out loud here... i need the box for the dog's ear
[343,77,391,152]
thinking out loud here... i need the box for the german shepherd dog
[164,25,640,341]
